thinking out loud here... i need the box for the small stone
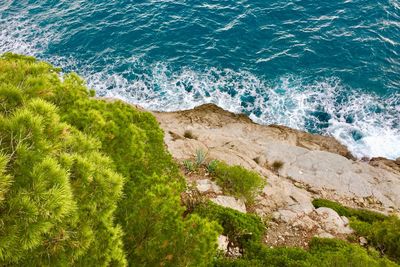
[272,212,281,221]
[341,216,350,226]
[359,236,368,246]
[217,235,229,252]
[276,209,297,223]
[196,179,222,194]
[315,207,353,234]
[317,232,334,239]
[211,195,246,213]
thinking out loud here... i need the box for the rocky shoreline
[152,103,400,248]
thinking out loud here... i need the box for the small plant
[271,160,284,172]
[184,130,196,139]
[207,160,218,174]
[212,161,265,204]
[313,198,400,263]
[253,157,260,164]
[181,186,206,215]
[195,149,207,167]
[194,201,265,249]
[183,160,195,172]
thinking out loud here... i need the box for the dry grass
[183,130,196,139]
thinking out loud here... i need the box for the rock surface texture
[154,104,400,247]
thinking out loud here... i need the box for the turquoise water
[1,0,399,159]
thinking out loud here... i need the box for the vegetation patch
[194,201,265,250]
[271,160,284,172]
[211,161,265,203]
[0,53,220,267]
[184,129,196,139]
[313,198,400,263]
[1,53,398,267]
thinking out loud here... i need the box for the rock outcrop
[153,103,400,247]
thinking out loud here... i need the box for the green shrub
[0,53,220,267]
[194,201,265,249]
[201,197,398,267]
[308,238,397,267]
[212,161,265,203]
[183,159,196,172]
[195,149,207,167]
[351,216,400,263]
[207,160,219,173]
[0,96,125,265]
[313,198,400,263]
[312,199,387,223]
[214,238,398,267]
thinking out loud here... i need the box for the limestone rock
[359,236,368,246]
[274,209,297,223]
[153,102,400,247]
[315,207,353,234]
[154,103,400,214]
[211,196,246,213]
[317,232,334,239]
[217,235,229,252]
[196,179,222,194]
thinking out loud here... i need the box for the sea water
[1,0,399,159]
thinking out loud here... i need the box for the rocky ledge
[153,103,400,247]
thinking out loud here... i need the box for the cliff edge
[154,103,400,247]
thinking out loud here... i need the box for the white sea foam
[86,63,400,160]
[0,16,399,160]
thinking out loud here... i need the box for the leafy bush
[313,198,400,263]
[308,238,397,267]
[312,199,387,223]
[194,201,265,249]
[0,94,125,265]
[0,53,220,267]
[214,238,398,267]
[207,160,219,173]
[212,161,265,203]
[197,199,398,267]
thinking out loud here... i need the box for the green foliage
[2,53,398,267]
[0,91,125,265]
[313,198,400,263]
[207,160,219,173]
[195,200,398,267]
[312,199,387,223]
[183,159,196,172]
[0,53,219,266]
[124,175,221,266]
[195,149,207,166]
[214,238,398,267]
[308,238,398,267]
[351,216,400,263]
[194,201,265,249]
[212,161,265,203]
